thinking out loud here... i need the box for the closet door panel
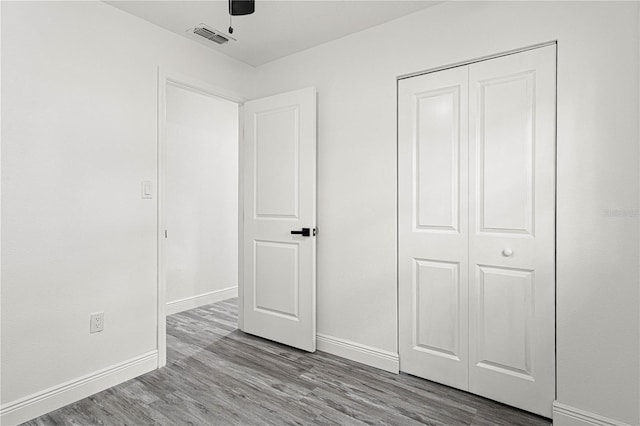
[398,66,469,391]
[468,45,556,418]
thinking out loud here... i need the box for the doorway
[397,44,557,417]
[157,72,245,367]
[164,82,239,315]
[157,74,318,366]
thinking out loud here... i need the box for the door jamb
[156,68,246,368]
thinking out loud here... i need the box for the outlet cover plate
[90,312,104,333]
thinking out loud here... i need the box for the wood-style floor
[25,299,551,425]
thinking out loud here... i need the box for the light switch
[142,181,153,199]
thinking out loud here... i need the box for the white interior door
[398,66,470,390]
[398,45,555,417]
[242,87,317,352]
[468,45,556,417]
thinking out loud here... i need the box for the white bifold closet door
[398,45,556,417]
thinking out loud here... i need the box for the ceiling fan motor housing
[230,0,255,16]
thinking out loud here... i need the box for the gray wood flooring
[25,299,551,425]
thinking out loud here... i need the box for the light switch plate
[141,181,153,199]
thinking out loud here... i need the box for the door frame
[156,68,247,367]
[395,40,558,400]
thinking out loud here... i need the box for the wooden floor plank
[23,299,551,425]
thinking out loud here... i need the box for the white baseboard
[553,401,634,426]
[0,350,158,426]
[316,333,399,374]
[166,286,238,315]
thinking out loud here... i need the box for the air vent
[193,25,230,45]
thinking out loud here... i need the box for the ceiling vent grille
[193,25,230,45]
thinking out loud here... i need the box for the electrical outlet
[90,312,104,333]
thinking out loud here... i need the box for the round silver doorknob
[502,248,514,257]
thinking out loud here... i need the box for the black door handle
[291,228,316,237]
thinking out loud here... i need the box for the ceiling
[105,1,442,66]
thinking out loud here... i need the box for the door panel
[414,259,461,358]
[415,87,462,232]
[254,240,299,318]
[476,265,534,380]
[255,106,300,218]
[469,45,556,417]
[399,66,470,390]
[243,87,316,352]
[477,72,535,235]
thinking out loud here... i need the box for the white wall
[0,0,253,420]
[254,1,639,424]
[165,84,238,308]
